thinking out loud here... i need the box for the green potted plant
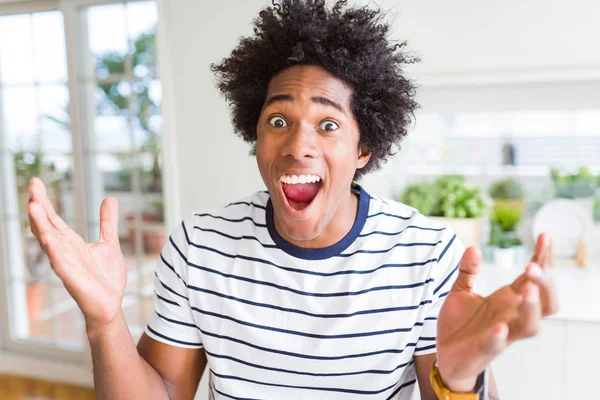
[551,167,597,216]
[399,175,487,248]
[488,178,525,213]
[490,203,525,269]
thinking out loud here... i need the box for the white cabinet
[491,319,566,400]
[563,321,600,398]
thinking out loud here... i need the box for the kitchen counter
[476,260,600,323]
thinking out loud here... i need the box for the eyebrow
[263,94,346,115]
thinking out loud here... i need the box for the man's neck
[275,189,359,249]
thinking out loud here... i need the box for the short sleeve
[144,216,203,348]
[414,230,465,356]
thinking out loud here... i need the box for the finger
[524,263,559,316]
[29,177,68,232]
[509,262,544,293]
[99,196,119,244]
[450,246,482,293]
[28,201,57,239]
[508,282,542,341]
[531,233,550,270]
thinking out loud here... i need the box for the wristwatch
[429,358,487,400]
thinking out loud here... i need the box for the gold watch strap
[430,359,480,400]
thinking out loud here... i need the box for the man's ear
[356,146,371,170]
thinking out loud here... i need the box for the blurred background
[0,0,598,399]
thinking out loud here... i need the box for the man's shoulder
[366,193,448,233]
[182,190,271,235]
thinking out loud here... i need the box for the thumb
[450,246,482,293]
[99,196,119,244]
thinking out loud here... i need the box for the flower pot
[494,247,516,269]
[143,227,167,254]
[482,245,497,263]
[429,217,483,248]
[27,282,45,322]
[125,212,164,249]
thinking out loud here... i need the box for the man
[28,1,557,399]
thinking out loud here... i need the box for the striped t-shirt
[145,185,463,399]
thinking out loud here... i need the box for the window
[0,0,163,358]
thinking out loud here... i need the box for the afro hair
[211,0,419,179]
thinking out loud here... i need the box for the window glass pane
[0,14,34,85]
[87,4,128,64]
[1,86,39,151]
[39,84,72,152]
[32,12,67,83]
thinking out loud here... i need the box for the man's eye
[268,116,288,128]
[319,120,339,131]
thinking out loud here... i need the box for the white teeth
[279,174,321,184]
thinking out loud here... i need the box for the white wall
[157,0,600,217]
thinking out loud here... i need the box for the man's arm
[414,353,500,400]
[88,310,207,400]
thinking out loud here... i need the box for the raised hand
[27,177,127,332]
[436,234,558,391]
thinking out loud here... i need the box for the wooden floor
[0,374,95,400]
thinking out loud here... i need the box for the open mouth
[279,174,323,211]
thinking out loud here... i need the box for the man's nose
[281,123,319,160]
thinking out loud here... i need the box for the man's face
[256,65,371,243]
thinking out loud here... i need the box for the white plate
[532,199,595,258]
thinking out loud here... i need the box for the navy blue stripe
[205,349,413,377]
[437,234,457,262]
[156,273,188,300]
[192,226,278,249]
[187,238,438,277]
[211,369,398,395]
[415,344,437,352]
[159,253,186,285]
[156,311,197,328]
[226,201,267,210]
[146,325,202,347]
[418,336,436,341]
[181,221,191,245]
[202,326,421,360]
[171,237,438,297]
[213,386,258,400]
[425,316,437,321]
[359,224,446,238]
[385,379,417,400]
[439,291,450,298]
[194,213,267,228]
[155,292,179,307]
[433,263,459,295]
[188,261,434,297]
[188,283,433,317]
[337,240,442,257]
[150,316,427,361]
[367,211,414,220]
[191,307,424,339]
[175,238,438,297]
[169,236,189,266]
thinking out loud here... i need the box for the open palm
[435,234,558,391]
[28,178,127,330]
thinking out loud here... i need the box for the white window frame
[0,0,179,373]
